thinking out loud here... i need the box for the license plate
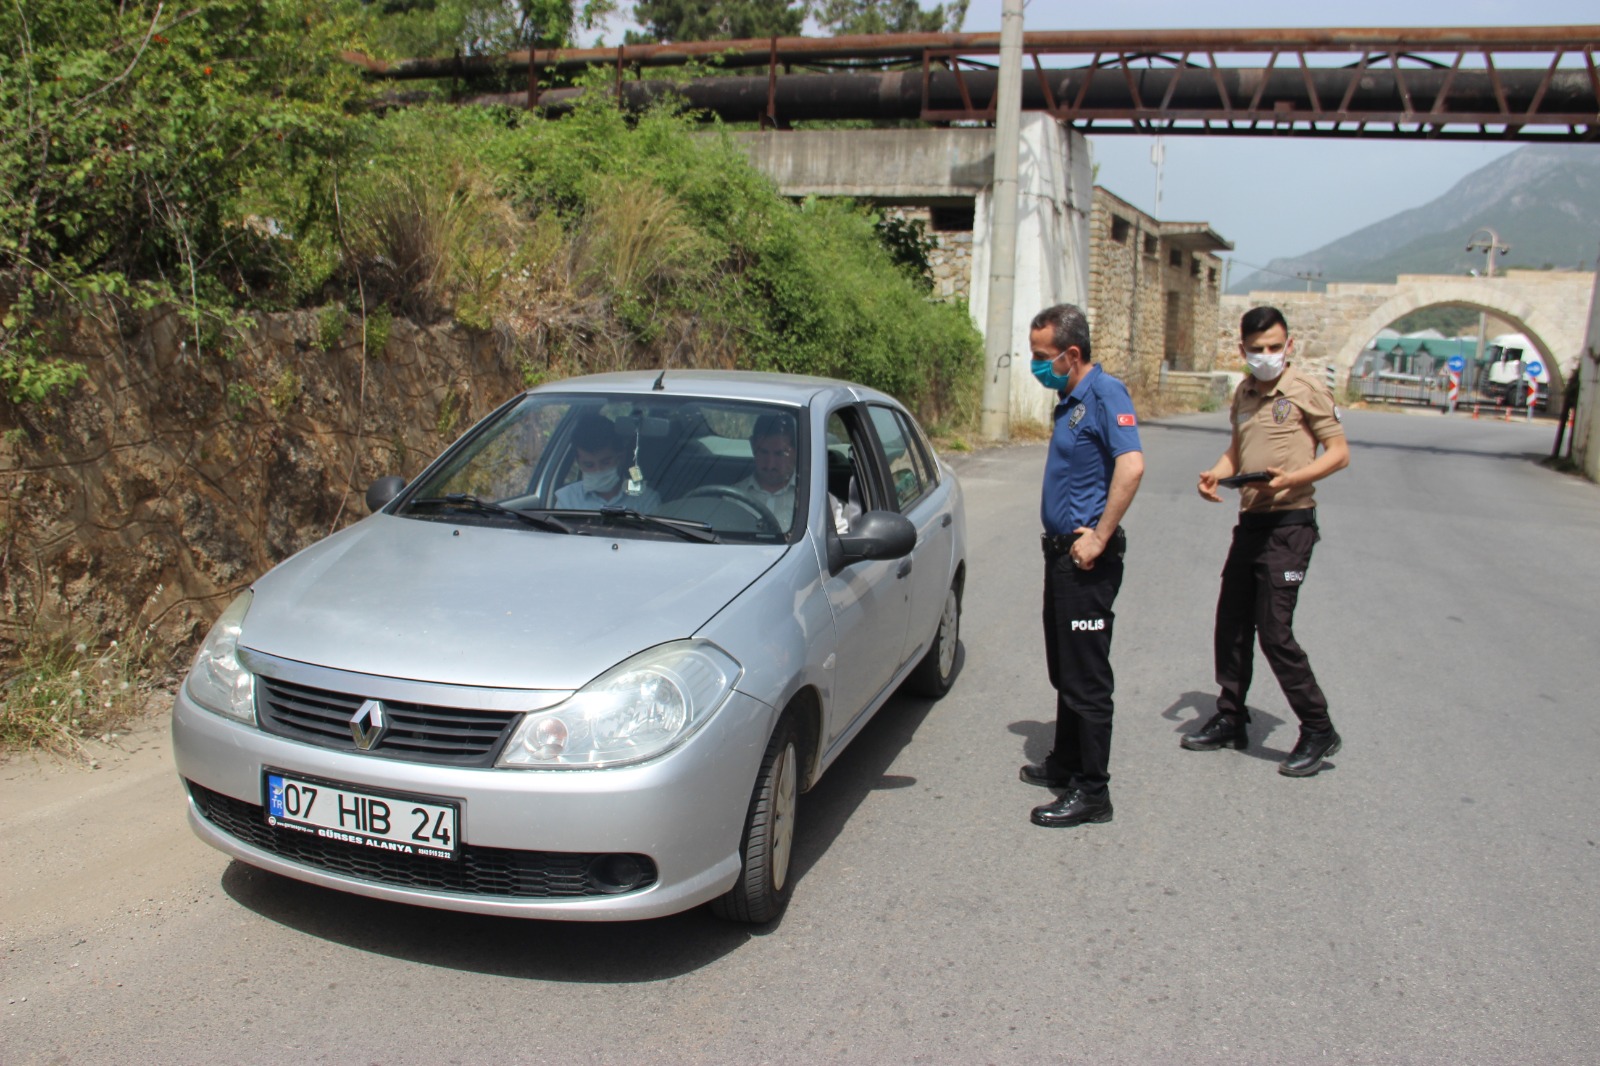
[264,770,459,861]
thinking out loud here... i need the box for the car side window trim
[827,402,894,514]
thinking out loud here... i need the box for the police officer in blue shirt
[1021,303,1145,828]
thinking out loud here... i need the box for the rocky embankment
[1,307,529,656]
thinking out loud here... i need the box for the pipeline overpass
[347,26,1600,141]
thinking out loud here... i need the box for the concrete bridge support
[1575,268,1600,481]
[731,114,1092,427]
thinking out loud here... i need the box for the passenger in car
[731,414,800,532]
[553,413,662,512]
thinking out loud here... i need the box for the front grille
[188,781,657,899]
[256,676,518,767]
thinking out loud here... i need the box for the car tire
[907,578,962,698]
[711,714,800,923]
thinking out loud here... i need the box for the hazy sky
[586,2,1598,277]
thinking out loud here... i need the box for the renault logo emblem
[350,699,388,750]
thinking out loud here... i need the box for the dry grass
[345,165,536,326]
[574,176,712,300]
[1,632,166,763]
[342,168,739,381]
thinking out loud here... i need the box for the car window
[418,398,571,502]
[399,393,803,543]
[868,404,927,511]
[826,408,885,532]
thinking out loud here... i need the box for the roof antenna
[652,369,667,391]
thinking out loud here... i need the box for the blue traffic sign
[1446,355,1466,373]
[1525,360,1544,377]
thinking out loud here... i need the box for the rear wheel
[907,579,962,698]
[711,715,800,923]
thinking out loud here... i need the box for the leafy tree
[811,0,968,34]
[0,0,364,401]
[363,0,617,57]
[874,213,936,291]
[629,0,805,42]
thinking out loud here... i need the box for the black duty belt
[1238,508,1317,530]
[1041,527,1125,555]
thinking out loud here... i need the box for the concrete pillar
[1575,263,1600,481]
[968,114,1093,426]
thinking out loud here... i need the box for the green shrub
[316,306,350,352]
[0,0,364,395]
[1,11,982,427]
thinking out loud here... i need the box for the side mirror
[833,510,916,568]
[365,476,406,514]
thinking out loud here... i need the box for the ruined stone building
[1084,188,1231,393]
[897,186,1231,398]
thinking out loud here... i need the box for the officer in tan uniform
[1187,306,1351,776]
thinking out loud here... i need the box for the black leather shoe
[1019,762,1073,788]
[1180,712,1249,751]
[1030,789,1113,828]
[1279,729,1341,777]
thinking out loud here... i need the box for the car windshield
[396,393,807,544]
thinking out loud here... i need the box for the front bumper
[172,684,771,920]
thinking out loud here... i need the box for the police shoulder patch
[1117,413,1136,427]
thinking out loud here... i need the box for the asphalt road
[5,406,1598,1065]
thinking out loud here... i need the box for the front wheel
[711,715,800,923]
[907,579,962,698]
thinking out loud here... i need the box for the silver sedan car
[173,371,966,922]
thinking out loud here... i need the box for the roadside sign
[1446,355,1466,373]
[1525,360,1544,378]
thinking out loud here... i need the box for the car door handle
[941,514,952,528]
[896,559,913,579]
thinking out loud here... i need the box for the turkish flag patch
[1117,413,1137,426]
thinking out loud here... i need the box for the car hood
[241,515,786,690]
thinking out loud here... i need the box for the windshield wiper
[408,494,573,534]
[556,506,720,543]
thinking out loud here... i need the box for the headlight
[497,641,741,769]
[184,591,257,724]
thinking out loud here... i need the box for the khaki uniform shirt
[1231,365,1344,513]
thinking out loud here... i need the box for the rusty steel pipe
[342,26,1600,79]
[524,67,1599,127]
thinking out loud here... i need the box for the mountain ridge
[1229,145,1600,294]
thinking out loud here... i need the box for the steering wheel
[682,485,782,533]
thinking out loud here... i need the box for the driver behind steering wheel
[732,414,799,533]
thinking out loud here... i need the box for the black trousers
[1213,516,1332,733]
[1041,530,1126,798]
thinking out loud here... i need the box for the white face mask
[581,467,620,495]
[1245,350,1285,381]
[1248,340,1286,382]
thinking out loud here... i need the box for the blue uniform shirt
[1041,364,1143,535]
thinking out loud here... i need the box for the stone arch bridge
[1220,270,1595,395]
